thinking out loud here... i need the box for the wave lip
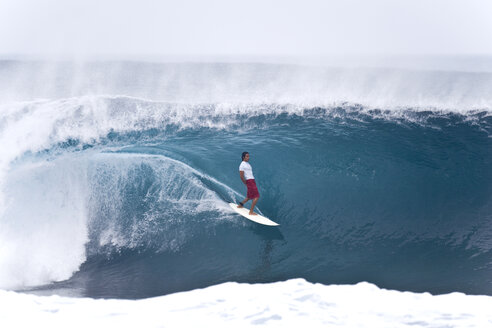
[2,279,492,327]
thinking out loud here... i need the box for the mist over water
[0,59,491,299]
[1,60,492,109]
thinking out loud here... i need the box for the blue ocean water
[0,61,491,299]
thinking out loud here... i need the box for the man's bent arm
[239,171,247,185]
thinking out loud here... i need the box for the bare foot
[237,204,243,208]
[249,211,257,215]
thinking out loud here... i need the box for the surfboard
[229,203,279,226]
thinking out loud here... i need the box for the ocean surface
[0,59,491,325]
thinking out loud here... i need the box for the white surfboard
[229,203,279,226]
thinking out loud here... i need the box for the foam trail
[85,153,239,254]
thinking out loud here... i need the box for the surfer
[237,151,260,215]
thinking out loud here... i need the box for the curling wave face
[0,62,491,298]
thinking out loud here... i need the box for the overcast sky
[0,0,491,58]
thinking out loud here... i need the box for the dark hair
[241,152,249,160]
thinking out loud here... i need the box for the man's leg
[249,197,259,215]
[237,197,250,208]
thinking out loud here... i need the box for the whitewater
[0,60,491,326]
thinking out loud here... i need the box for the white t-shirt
[239,161,255,180]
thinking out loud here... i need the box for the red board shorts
[246,179,260,199]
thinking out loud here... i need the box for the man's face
[244,153,250,162]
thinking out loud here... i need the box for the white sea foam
[0,154,90,289]
[0,279,491,327]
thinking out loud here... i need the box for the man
[237,151,260,215]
